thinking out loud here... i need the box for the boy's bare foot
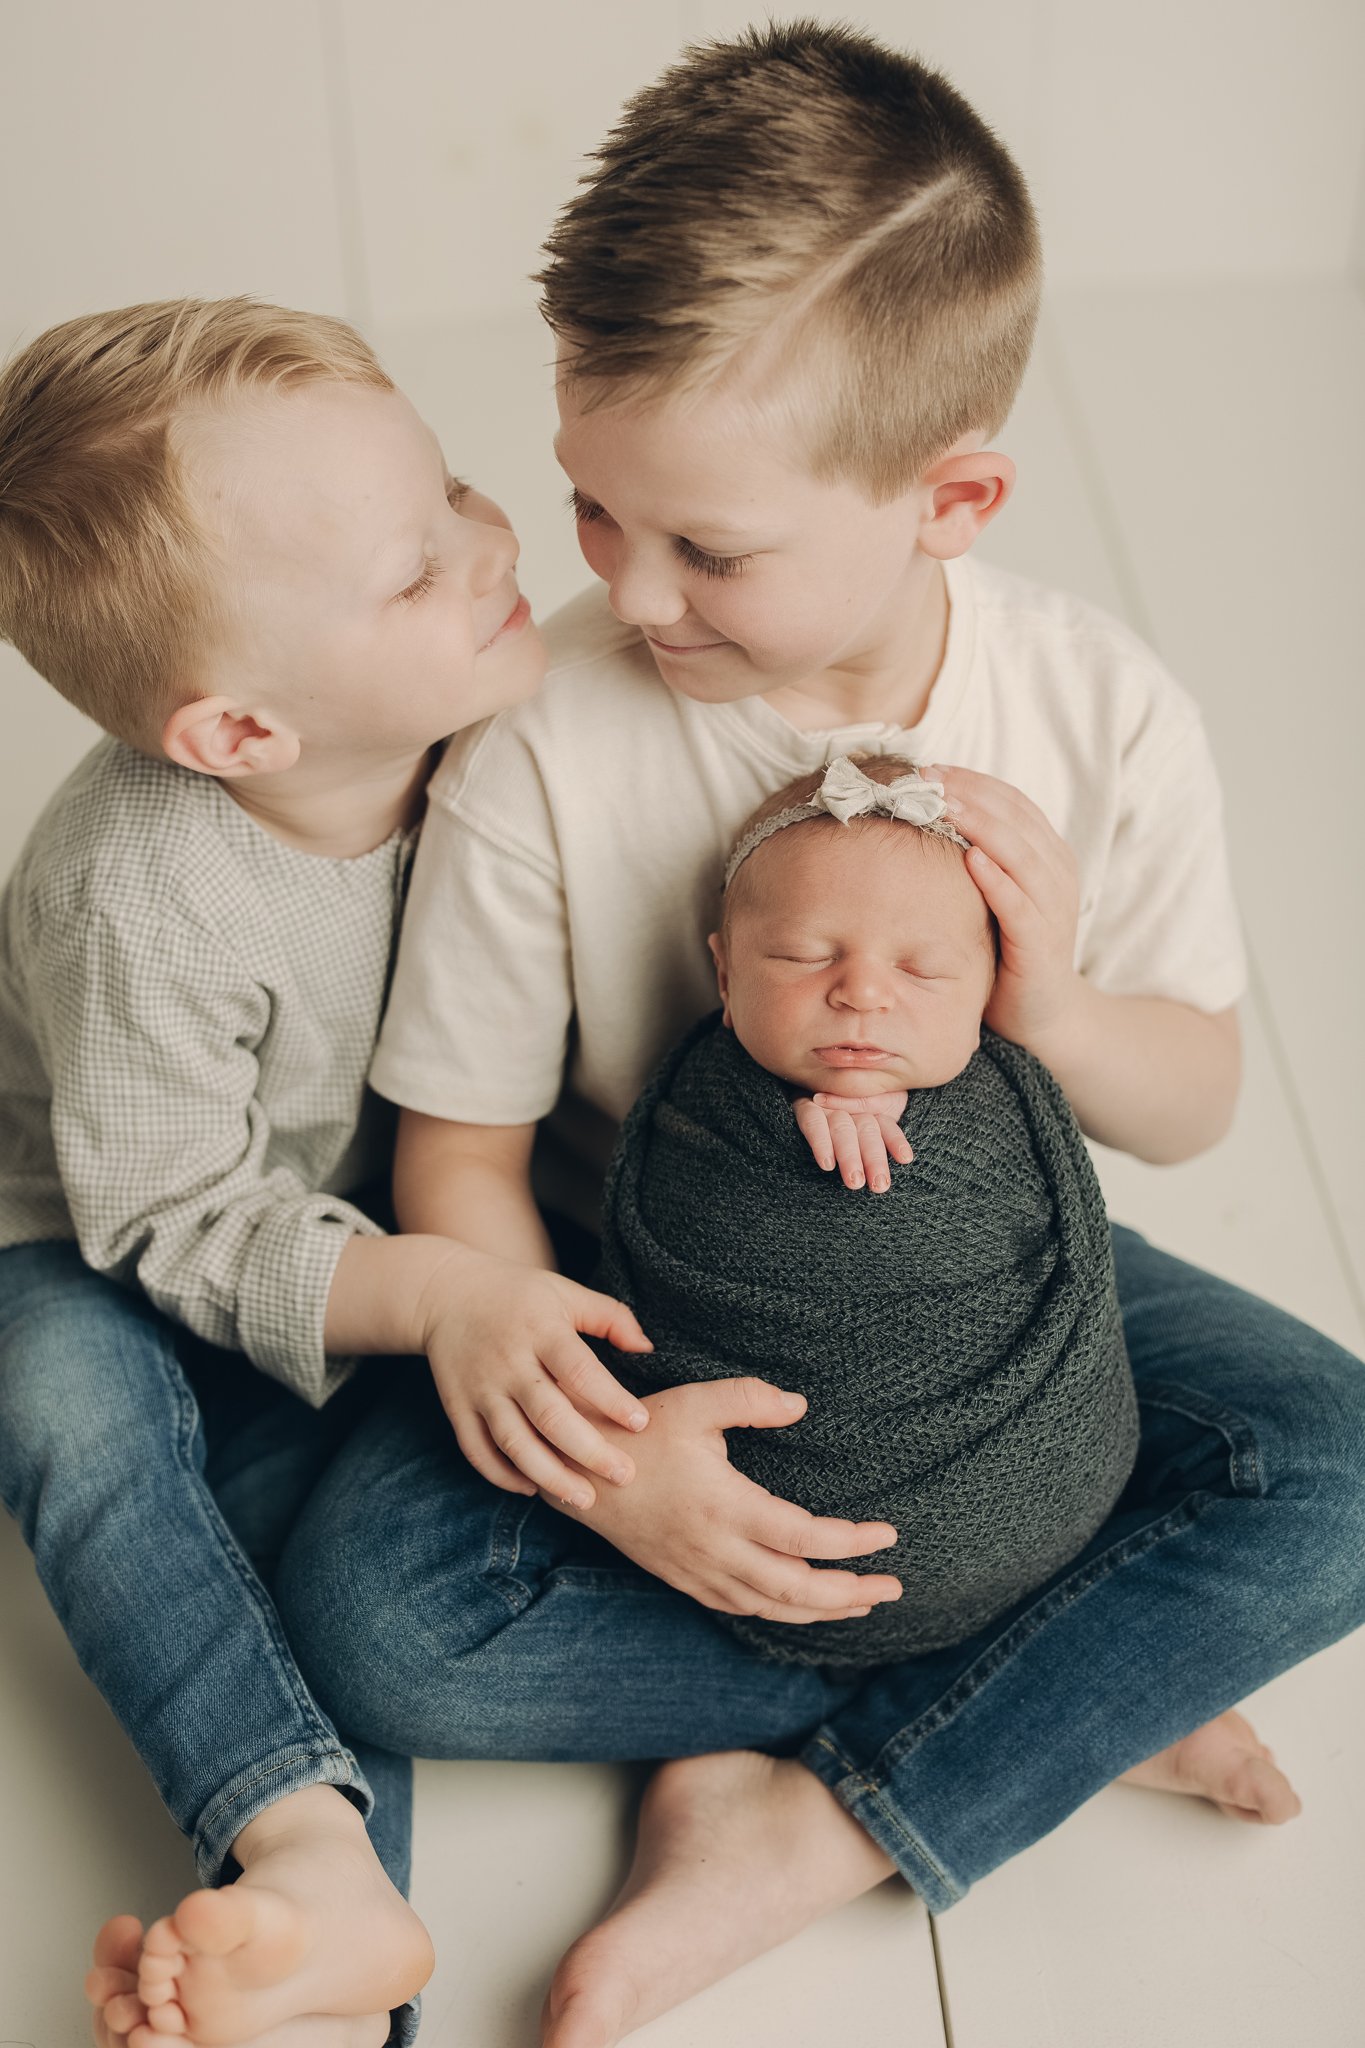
[541,1750,896,2048]
[127,2016,391,2048]
[87,1915,148,2045]
[131,1785,432,2044]
[1120,1707,1302,1822]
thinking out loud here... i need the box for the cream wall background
[3,0,1365,879]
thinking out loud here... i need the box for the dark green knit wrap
[595,1013,1138,1670]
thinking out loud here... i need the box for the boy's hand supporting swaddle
[415,1246,655,1506]
[547,1379,903,1623]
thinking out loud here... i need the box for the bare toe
[94,1917,147,1972]
[104,1992,152,2035]
[173,1885,263,1958]
[88,1955,133,1994]
[142,1916,187,1958]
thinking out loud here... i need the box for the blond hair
[538,20,1041,500]
[0,297,391,749]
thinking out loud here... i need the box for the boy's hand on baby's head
[794,1091,912,1192]
[926,765,1086,1052]
[417,1249,653,1509]
[549,1378,903,1624]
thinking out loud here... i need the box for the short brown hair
[538,20,1041,500]
[0,297,391,749]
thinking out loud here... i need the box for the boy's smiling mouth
[479,590,532,651]
[646,632,729,655]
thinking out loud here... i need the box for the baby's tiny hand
[793,1090,912,1191]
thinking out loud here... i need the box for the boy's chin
[645,643,766,704]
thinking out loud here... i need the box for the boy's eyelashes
[566,487,752,581]
[397,559,443,605]
[675,537,751,582]
[394,478,473,605]
[568,486,603,525]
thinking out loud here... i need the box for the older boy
[272,26,1365,2048]
[0,298,665,2047]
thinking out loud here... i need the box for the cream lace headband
[723,755,969,892]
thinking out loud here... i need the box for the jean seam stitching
[194,1742,356,1868]
[1137,1381,1265,1496]
[167,1362,344,1749]
[484,1496,541,1611]
[805,1730,960,1900]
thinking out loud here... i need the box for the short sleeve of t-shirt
[368,720,574,1125]
[1077,696,1245,1010]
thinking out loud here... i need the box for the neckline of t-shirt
[710,554,978,771]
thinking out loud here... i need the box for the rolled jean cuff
[388,1993,421,2045]
[193,1741,374,1887]
[798,1729,962,1918]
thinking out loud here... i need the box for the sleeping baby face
[708,816,996,1095]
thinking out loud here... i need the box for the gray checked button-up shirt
[0,739,416,1405]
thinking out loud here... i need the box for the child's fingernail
[849,1606,872,1617]
[782,1391,806,1410]
[630,1409,649,1430]
[609,1465,631,1485]
[571,1491,593,1509]
[871,1175,889,1192]
[850,1174,864,1188]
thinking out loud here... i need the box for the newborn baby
[596,755,1139,1669]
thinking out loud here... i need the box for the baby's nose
[832,961,894,1010]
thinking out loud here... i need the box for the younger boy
[0,298,659,2047]
[282,26,1363,2046]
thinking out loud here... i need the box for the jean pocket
[1121,1378,1265,1511]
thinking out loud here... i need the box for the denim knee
[0,1243,192,1536]
[272,1394,545,1746]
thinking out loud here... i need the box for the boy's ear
[162,697,302,779]
[916,448,1015,561]
[706,931,734,1028]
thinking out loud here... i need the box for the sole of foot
[132,1788,432,2045]
[1121,1707,1302,1823]
[126,2016,393,2048]
[541,1749,897,2048]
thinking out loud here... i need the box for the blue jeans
[0,1241,420,2046]
[274,1225,1365,1914]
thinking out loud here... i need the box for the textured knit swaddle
[596,1012,1139,1669]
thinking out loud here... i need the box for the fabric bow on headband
[723,755,970,891]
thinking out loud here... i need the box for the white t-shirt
[371,554,1246,1221]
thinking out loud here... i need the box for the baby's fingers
[830,1109,880,1191]
[794,1095,837,1172]
[880,1117,915,1166]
